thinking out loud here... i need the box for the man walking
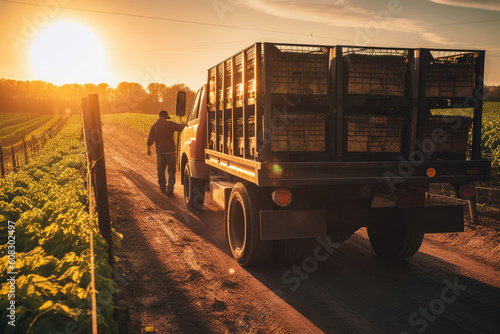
[147,110,185,196]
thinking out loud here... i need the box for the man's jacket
[147,117,185,154]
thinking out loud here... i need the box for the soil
[104,123,321,333]
[103,122,500,334]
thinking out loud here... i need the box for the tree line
[1,79,499,116]
[0,79,197,115]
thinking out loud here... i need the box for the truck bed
[205,149,490,187]
[205,43,488,185]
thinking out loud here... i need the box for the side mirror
[176,91,186,117]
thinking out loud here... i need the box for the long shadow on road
[109,177,216,333]
[119,167,231,254]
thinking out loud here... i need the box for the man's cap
[159,110,170,119]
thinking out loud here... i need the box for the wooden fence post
[0,146,4,176]
[82,94,114,266]
[468,196,479,225]
[11,146,16,172]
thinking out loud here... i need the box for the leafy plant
[0,118,118,333]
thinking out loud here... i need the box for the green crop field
[0,113,66,147]
[103,112,185,135]
[481,102,500,172]
[0,117,117,333]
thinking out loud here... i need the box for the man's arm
[173,122,186,132]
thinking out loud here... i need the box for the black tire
[183,164,205,210]
[226,182,273,266]
[367,220,424,260]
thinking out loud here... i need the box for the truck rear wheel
[367,221,424,260]
[226,182,273,266]
[183,164,205,210]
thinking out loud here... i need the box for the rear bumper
[372,205,464,233]
[259,204,464,241]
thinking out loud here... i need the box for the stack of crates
[268,44,329,155]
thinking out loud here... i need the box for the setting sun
[30,21,114,85]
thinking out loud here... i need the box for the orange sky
[1,0,499,90]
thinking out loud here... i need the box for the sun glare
[30,22,114,85]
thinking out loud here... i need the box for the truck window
[188,89,202,123]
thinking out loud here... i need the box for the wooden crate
[423,116,472,154]
[269,45,329,95]
[271,112,327,152]
[344,54,407,96]
[346,115,403,153]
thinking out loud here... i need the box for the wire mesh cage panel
[208,113,216,149]
[215,63,224,110]
[246,47,257,104]
[269,44,329,95]
[236,116,256,138]
[345,115,403,153]
[271,112,327,152]
[423,116,472,154]
[209,118,232,152]
[424,50,476,98]
[236,116,256,156]
[343,48,409,96]
[208,68,216,108]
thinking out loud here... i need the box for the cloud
[245,0,457,44]
[428,0,500,11]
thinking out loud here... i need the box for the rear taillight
[459,183,475,200]
[272,188,292,207]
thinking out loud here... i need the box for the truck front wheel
[183,164,205,210]
[227,182,273,266]
[367,221,424,260]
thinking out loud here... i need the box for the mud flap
[373,205,464,233]
[260,209,327,240]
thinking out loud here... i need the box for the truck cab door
[180,88,202,161]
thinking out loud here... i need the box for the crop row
[0,113,36,129]
[0,114,66,147]
[0,117,118,333]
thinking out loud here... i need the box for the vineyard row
[0,120,66,177]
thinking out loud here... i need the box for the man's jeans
[157,153,176,192]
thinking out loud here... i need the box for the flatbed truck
[176,43,491,266]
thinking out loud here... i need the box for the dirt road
[103,122,500,334]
